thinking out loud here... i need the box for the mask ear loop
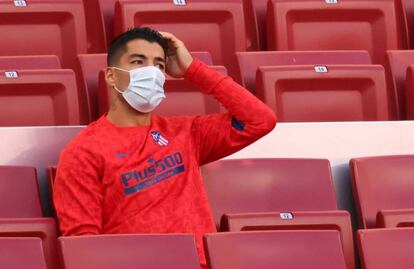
[110,66,130,94]
[113,86,124,94]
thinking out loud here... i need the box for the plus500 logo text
[120,152,185,195]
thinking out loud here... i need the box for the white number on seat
[314,65,328,73]
[280,212,294,220]
[14,0,27,7]
[5,71,19,78]
[173,0,186,5]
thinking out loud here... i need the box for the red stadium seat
[236,50,371,94]
[77,54,108,121]
[201,158,337,228]
[0,0,88,70]
[59,234,200,269]
[0,218,60,269]
[190,52,214,66]
[0,55,61,69]
[357,228,414,269]
[385,50,414,119]
[0,69,82,126]
[350,155,414,229]
[256,65,390,122]
[243,0,267,50]
[97,0,117,47]
[113,0,256,79]
[267,0,408,66]
[0,237,47,269]
[0,166,42,218]
[377,209,414,228]
[402,0,414,49]
[222,210,354,269]
[204,230,347,269]
[92,0,230,56]
[82,0,107,53]
[98,66,227,117]
[405,64,414,119]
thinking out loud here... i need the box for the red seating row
[0,1,409,75]
[4,155,414,231]
[5,49,414,124]
[0,229,349,269]
[3,156,414,229]
[86,0,414,54]
[0,53,219,126]
[3,225,414,269]
[2,155,414,268]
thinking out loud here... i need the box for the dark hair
[107,27,169,65]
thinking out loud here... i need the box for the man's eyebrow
[155,57,166,63]
[128,54,165,63]
[128,54,147,60]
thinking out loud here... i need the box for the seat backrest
[59,234,200,269]
[98,66,227,117]
[190,52,214,66]
[204,230,347,269]
[98,0,118,47]
[113,0,253,79]
[0,55,61,69]
[236,50,371,93]
[243,0,267,50]
[0,237,47,269]
[0,166,43,217]
[77,54,108,121]
[201,158,337,227]
[222,210,355,269]
[82,0,107,53]
[405,64,414,119]
[0,218,60,269]
[385,50,414,119]
[402,0,414,49]
[0,0,88,70]
[0,69,82,126]
[350,155,414,228]
[267,0,408,66]
[358,228,414,269]
[256,65,390,122]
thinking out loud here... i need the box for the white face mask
[112,66,166,113]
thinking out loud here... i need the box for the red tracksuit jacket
[54,59,277,266]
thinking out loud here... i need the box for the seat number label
[5,71,19,78]
[314,65,328,73]
[280,212,294,220]
[14,0,27,7]
[173,0,186,5]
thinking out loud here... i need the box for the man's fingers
[160,32,177,42]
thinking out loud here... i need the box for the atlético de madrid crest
[150,131,169,146]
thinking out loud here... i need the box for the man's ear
[105,67,116,88]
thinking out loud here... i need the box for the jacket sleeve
[53,144,103,235]
[186,59,277,165]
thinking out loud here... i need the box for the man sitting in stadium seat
[53,27,276,267]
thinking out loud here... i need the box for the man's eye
[131,60,143,65]
[157,64,165,70]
